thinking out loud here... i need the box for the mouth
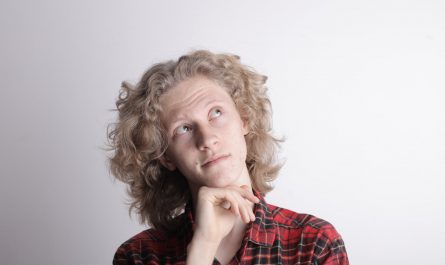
[202,154,230,168]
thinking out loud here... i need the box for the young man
[109,50,349,264]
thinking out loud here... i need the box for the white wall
[1,0,444,264]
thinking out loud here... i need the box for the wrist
[189,230,221,251]
[186,233,220,264]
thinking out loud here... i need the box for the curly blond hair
[108,50,282,233]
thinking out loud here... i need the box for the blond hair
[108,50,282,233]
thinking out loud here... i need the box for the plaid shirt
[113,192,349,265]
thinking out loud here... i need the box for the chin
[207,173,241,188]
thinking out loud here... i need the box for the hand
[186,185,259,264]
[194,185,259,242]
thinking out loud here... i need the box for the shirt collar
[245,190,276,247]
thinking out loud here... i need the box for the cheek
[167,143,195,167]
[230,129,248,156]
[165,146,182,166]
[234,122,248,142]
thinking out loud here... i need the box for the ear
[158,154,177,171]
[242,118,249,136]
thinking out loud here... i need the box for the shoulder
[113,229,163,264]
[269,203,341,238]
[113,228,188,265]
[114,228,165,255]
[267,203,349,264]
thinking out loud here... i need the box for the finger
[243,199,256,223]
[236,192,256,223]
[240,197,256,222]
[221,193,241,217]
[220,200,231,210]
[237,186,260,203]
[240,201,250,224]
[246,205,256,223]
[236,196,251,223]
[249,208,256,222]
[231,202,241,217]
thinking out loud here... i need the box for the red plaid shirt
[113,192,349,265]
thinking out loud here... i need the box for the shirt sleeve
[112,243,137,265]
[314,234,349,265]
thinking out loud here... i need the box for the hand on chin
[192,185,259,243]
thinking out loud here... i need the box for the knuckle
[198,186,210,196]
[228,190,237,198]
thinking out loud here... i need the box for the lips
[202,154,230,167]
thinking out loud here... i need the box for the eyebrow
[168,99,226,127]
[204,99,225,109]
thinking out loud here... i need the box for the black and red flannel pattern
[113,192,349,265]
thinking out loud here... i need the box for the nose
[195,124,218,151]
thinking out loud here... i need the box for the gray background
[1,0,444,264]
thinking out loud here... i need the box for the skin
[158,76,260,265]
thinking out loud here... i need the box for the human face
[158,76,250,194]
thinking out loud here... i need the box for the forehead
[159,76,236,122]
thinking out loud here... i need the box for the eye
[209,108,222,119]
[174,124,192,135]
